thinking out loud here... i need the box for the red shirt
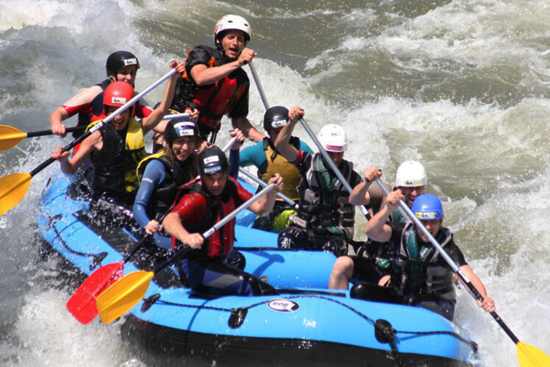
[171,177,253,256]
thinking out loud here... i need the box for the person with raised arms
[329,161,428,289]
[363,191,495,321]
[274,106,363,256]
[170,14,264,145]
[50,51,154,138]
[162,147,283,296]
[232,106,314,232]
[51,60,184,209]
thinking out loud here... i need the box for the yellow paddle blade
[0,173,32,216]
[96,270,154,324]
[517,341,550,367]
[0,125,26,152]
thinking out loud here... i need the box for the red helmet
[103,81,134,108]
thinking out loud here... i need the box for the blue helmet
[411,194,443,220]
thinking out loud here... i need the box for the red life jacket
[192,75,240,128]
[173,46,247,131]
[172,178,241,257]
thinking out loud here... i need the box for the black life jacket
[293,154,355,240]
[90,119,146,198]
[136,152,195,221]
[391,222,456,302]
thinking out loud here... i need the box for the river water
[1,0,549,366]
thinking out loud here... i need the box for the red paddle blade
[66,262,125,324]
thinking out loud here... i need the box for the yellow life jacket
[260,141,301,201]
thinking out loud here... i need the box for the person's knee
[333,256,354,279]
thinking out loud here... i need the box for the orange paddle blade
[517,341,550,367]
[66,262,124,324]
[0,125,26,152]
[0,173,32,216]
[96,270,154,324]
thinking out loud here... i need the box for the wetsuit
[133,154,196,249]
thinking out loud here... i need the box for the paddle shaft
[248,62,270,111]
[221,137,238,153]
[153,183,277,274]
[161,113,191,121]
[25,125,87,138]
[218,133,295,206]
[248,62,370,219]
[121,208,175,263]
[29,68,177,178]
[375,179,521,345]
[239,167,297,207]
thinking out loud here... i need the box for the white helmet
[318,124,347,153]
[395,161,428,187]
[214,15,251,44]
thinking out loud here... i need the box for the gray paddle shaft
[248,62,369,218]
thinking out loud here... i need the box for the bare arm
[141,60,185,135]
[349,166,383,206]
[49,85,103,136]
[365,189,404,242]
[232,117,265,142]
[51,131,101,174]
[162,212,204,249]
[247,174,284,216]
[459,264,496,313]
[190,48,257,86]
[274,106,304,163]
[49,107,70,136]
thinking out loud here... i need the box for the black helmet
[198,147,229,176]
[106,51,140,77]
[263,106,289,132]
[164,119,199,147]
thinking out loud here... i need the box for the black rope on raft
[150,293,478,354]
[50,217,107,270]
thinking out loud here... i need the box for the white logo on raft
[267,299,300,313]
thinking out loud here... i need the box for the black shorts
[352,256,384,284]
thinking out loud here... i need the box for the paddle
[162,113,191,121]
[239,167,297,208]
[0,125,87,152]
[375,179,550,367]
[67,111,197,324]
[248,62,369,218]
[66,208,175,324]
[0,68,177,217]
[96,182,277,324]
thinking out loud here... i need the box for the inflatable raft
[36,173,479,367]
